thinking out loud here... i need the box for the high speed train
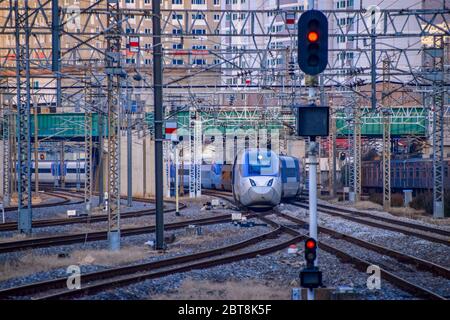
[176,149,302,210]
[23,160,87,185]
[232,149,302,210]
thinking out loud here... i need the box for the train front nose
[246,186,280,207]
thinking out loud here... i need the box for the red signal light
[307,31,319,43]
[306,239,316,249]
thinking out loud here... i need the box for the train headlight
[267,179,273,187]
[249,179,256,187]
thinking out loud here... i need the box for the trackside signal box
[296,104,329,137]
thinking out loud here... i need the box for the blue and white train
[232,149,302,210]
[177,148,302,210]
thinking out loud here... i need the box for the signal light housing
[297,10,328,75]
[304,237,317,268]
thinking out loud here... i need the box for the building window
[192,29,206,35]
[172,14,183,20]
[144,59,151,65]
[192,45,207,50]
[172,29,182,35]
[125,0,135,3]
[191,0,205,4]
[213,0,220,5]
[192,13,205,20]
[172,59,184,65]
[172,0,182,4]
[173,43,183,49]
[192,59,206,65]
[213,14,220,21]
[144,0,151,4]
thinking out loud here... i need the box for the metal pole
[98,107,104,206]
[175,142,180,216]
[153,0,165,250]
[431,36,445,218]
[33,100,38,193]
[371,10,377,111]
[76,151,80,191]
[382,58,391,211]
[308,138,317,301]
[60,141,65,188]
[106,0,122,250]
[127,101,132,207]
[2,106,11,207]
[52,0,61,110]
[143,136,147,197]
[15,0,33,234]
[329,113,336,197]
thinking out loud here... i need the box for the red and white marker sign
[285,12,296,30]
[128,36,140,53]
[165,121,178,142]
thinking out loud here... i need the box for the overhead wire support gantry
[429,35,446,218]
[105,0,122,250]
[14,0,32,234]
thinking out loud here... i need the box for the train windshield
[241,150,279,177]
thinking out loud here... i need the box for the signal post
[296,9,328,300]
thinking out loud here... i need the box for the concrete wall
[119,134,167,198]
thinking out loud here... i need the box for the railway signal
[304,238,317,267]
[300,238,322,289]
[297,10,328,75]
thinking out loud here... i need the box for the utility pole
[2,100,11,207]
[33,99,39,193]
[52,0,62,110]
[370,7,377,111]
[174,141,180,216]
[328,105,336,198]
[105,0,122,250]
[429,36,445,218]
[153,0,165,250]
[353,98,361,203]
[84,99,93,213]
[60,141,65,188]
[98,101,104,206]
[126,81,132,207]
[15,0,33,234]
[84,73,93,213]
[143,136,147,197]
[382,58,391,211]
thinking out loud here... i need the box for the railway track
[297,194,450,237]
[0,199,185,232]
[290,200,450,246]
[0,212,243,254]
[207,190,450,244]
[1,190,85,213]
[1,189,445,300]
[206,190,448,299]
[277,212,449,299]
[0,213,304,300]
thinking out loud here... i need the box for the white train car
[231,148,282,210]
